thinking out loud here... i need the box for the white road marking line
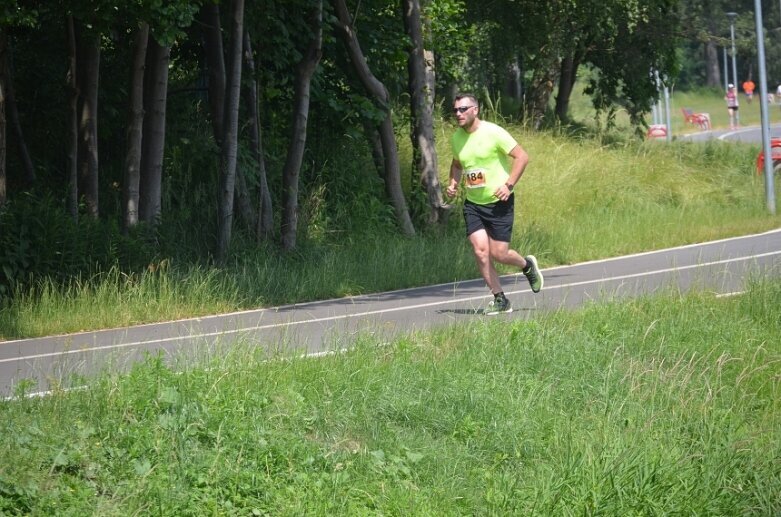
[715,291,745,298]
[4,228,778,344]
[3,250,779,364]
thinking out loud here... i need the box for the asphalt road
[2,229,780,398]
[680,122,781,143]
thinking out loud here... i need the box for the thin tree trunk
[506,57,522,104]
[527,60,559,130]
[332,0,415,236]
[243,29,273,240]
[199,3,226,145]
[66,16,78,220]
[704,40,720,88]
[403,0,445,225]
[362,118,385,179]
[77,31,100,219]
[281,0,322,251]
[0,32,6,207]
[555,54,579,122]
[122,22,149,232]
[139,39,170,224]
[2,34,34,185]
[216,0,245,262]
[201,4,255,235]
[234,165,257,231]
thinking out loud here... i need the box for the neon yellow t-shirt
[451,121,518,205]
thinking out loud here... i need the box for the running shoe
[523,255,543,293]
[485,295,512,315]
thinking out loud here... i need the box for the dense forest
[0,0,777,298]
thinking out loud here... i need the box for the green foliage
[1,1,38,27]
[1,281,780,513]
[583,0,681,125]
[0,194,160,299]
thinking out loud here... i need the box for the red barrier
[755,138,781,175]
[646,125,667,139]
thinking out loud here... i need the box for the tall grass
[3,266,241,338]
[2,280,779,513]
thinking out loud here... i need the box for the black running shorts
[463,195,515,242]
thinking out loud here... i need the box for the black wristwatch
[505,182,514,191]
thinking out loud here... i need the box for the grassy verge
[2,279,779,514]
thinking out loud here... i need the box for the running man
[447,93,543,315]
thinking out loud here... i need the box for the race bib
[465,168,486,189]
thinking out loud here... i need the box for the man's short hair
[454,93,479,107]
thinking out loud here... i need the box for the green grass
[2,280,779,514]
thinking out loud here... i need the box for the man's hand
[494,183,512,201]
[446,182,458,198]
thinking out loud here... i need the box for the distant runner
[726,84,739,129]
[742,79,755,103]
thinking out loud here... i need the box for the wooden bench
[681,108,711,130]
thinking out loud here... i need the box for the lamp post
[754,0,776,213]
[727,11,739,126]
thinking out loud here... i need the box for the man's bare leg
[468,230,502,293]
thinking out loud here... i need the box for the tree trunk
[2,33,34,185]
[66,16,78,220]
[505,57,522,104]
[281,0,322,251]
[216,0,245,262]
[332,0,415,236]
[122,22,149,233]
[234,164,257,232]
[0,30,7,207]
[199,3,226,146]
[362,118,385,179]
[139,39,170,224]
[243,29,273,241]
[201,4,255,236]
[555,54,580,122]
[705,40,720,88]
[77,31,100,219]
[403,0,446,225]
[527,60,559,130]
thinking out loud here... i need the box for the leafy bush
[0,194,159,299]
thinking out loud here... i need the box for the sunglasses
[452,106,475,114]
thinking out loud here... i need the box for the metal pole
[663,82,672,142]
[653,71,660,125]
[727,12,740,126]
[755,0,777,214]
[654,70,671,141]
[723,47,728,92]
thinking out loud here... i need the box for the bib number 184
[465,169,486,188]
